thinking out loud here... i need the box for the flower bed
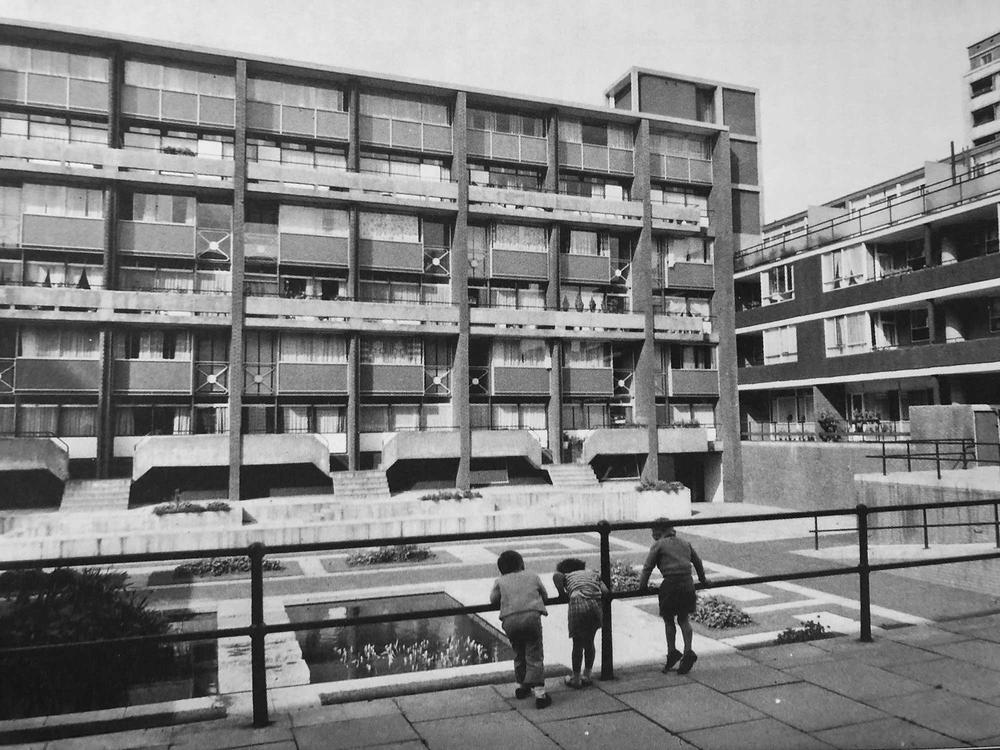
[153,501,231,516]
[346,544,435,567]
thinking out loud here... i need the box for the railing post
[935,441,942,480]
[249,542,270,728]
[856,504,873,642]
[906,441,912,472]
[962,438,969,470]
[597,520,614,681]
[994,502,999,550]
[922,508,929,550]
[881,440,887,476]
[813,515,819,551]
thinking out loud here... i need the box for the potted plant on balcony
[816,411,845,442]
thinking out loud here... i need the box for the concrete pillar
[227,59,248,502]
[96,186,118,478]
[923,225,934,268]
[347,333,359,470]
[544,110,558,193]
[453,92,471,490]
[547,340,563,462]
[348,84,360,172]
[632,120,658,482]
[708,129,743,503]
[107,44,123,149]
[926,299,938,344]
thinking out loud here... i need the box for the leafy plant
[153,500,231,516]
[775,618,829,644]
[419,489,482,502]
[610,559,641,592]
[691,596,752,629]
[329,636,493,677]
[816,411,845,442]
[346,544,435,567]
[174,556,285,578]
[0,568,171,719]
[636,479,685,493]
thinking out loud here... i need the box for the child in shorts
[553,557,609,688]
[489,549,551,708]
[638,517,707,675]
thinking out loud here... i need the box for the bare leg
[677,613,694,653]
[663,616,678,655]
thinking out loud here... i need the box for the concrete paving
[21,614,1000,750]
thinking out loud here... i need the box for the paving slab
[541,711,695,750]
[680,716,834,750]
[169,723,294,749]
[936,612,1000,634]
[880,656,1000,700]
[740,641,839,669]
[881,624,974,647]
[812,716,965,750]
[786,658,929,700]
[690,662,797,693]
[806,638,942,667]
[287,697,401,726]
[395,685,511,722]
[226,742,297,750]
[293,713,418,749]
[615,683,765,733]
[509,682,628,723]
[923,638,1000,671]
[414,709,560,750]
[590,668,688,695]
[870,689,1000,743]
[732,682,886,732]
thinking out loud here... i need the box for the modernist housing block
[0,23,760,506]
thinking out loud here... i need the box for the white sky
[4,0,1000,222]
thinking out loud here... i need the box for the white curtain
[173,409,191,435]
[361,337,421,365]
[359,212,420,243]
[564,341,608,368]
[281,334,346,363]
[763,326,797,363]
[19,405,58,434]
[315,406,344,433]
[492,404,519,429]
[423,403,452,428]
[493,224,546,253]
[521,404,546,431]
[492,339,548,367]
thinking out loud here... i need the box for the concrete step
[60,478,132,511]
[545,464,599,488]
[333,470,391,499]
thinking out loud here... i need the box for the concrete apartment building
[735,34,1000,444]
[0,22,761,508]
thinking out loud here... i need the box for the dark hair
[555,558,586,574]
[497,550,525,574]
[651,516,675,534]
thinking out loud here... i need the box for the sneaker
[514,686,531,699]
[535,693,552,709]
[677,651,698,675]
[579,676,593,687]
[563,675,582,689]
[661,650,683,673]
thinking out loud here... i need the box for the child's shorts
[658,581,697,617]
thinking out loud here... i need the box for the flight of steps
[59,478,132,512]
[332,470,391,500]
[545,463,599,488]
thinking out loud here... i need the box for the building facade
[967,31,1000,147]
[736,142,1000,442]
[0,23,760,506]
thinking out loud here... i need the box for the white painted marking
[742,599,830,614]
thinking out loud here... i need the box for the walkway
[19,612,1000,749]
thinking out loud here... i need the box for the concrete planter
[150,509,241,530]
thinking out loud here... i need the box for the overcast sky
[4,0,1000,221]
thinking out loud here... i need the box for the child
[553,558,609,688]
[489,550,552,708]
[638,517,707,675]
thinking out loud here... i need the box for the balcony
[657,426,712,453]
[14,358,100,392]
[121,86,234,127]
[379,429,543,471]
[358,240,426,272]
[666,261,715,290]
[558,142,633,175]
[563,367,614,396]
[281,233,349,266]
[491,366,549,395]
[113,360,192,394]
[650,202,703,230]
[489,248,547,280]
[278,362,349,394]
[668,369,719,397]
[468,184,642,227]
[359,363,424,394]
[560,253,611,284]
[22,214,104,251]
[118,221,196,257]
[467,130,547,164]
[359,115,452,153]
[247,102,349,141]
[582,427,646,463]
[650,153,712,184]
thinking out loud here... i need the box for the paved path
[26,613,1000,749]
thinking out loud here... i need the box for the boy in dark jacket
[638,517,707,674]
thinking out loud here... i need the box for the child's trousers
[501,611,545,686]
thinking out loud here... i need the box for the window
[910,309,930,343]
[973,105,997,127]
[972,76,995,97]
[124,125,235,160]
[563,229,602,256]
[650,133,711,160]
[247,78,344,111]
[667,400,716,426]
[124,60,234,97]
[492,339,549,367]
[22,184,103,218]
[670,345,715,370]
[360,151,450,181]
[822,244,868,290]
[0,44,109,111]
[20,327,100,358]
[564,341,611,368]
[25,261,103,289]
[467,108,544,137]
[361,337,421,365]
[122,192,195,224]
[194,405,228,434]
[279,333,346,363]
[664,235,713,264]
[824,312,871,356]
[247,138,346,170]
[358,212,420,243]
[762,325,797,364]
[116,330,189,360]
[559,174,629,201]
[761,264,794,304]
[359,92,449,125]
[990,298,1000,333]
[467,162,542,191]
[279,205,348,236]
[874,239,925,278]
[492,224,546,253]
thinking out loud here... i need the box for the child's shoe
[535,693,552,709]
[563,675,582,689]
[579,675,593,687]
[514,685,531,699]
[677,650,698,675]
[661,649,683,673]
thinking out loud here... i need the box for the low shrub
[346,544,435,567]
[610,559,641,592]
[174,556,285,578]
[636,479,685,493]
[691,596,753,629]
[775,618,829,644]
[329,635,493,677]
[419,489,482,502]
[153,501,231,516]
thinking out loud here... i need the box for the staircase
[545,463,599,488]
[59,478,132,512]
[332,470,391,500]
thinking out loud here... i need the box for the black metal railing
[871,438,1000,480]
[4,500,1000,729]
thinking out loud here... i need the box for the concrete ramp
[132,434,332,480]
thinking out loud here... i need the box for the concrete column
[453,92,471,490]
[107,44,123,149]
[708,129,743,503]
[227,59,248,502]
[547,341,563,462]
[923,225,935,268]
[926,299,938,344]
[547,224,560,309]
[347,333,359,470]
[632,119,658,481]
[96,186,118,478]
[544,110,558,193]
[348,84,360,172]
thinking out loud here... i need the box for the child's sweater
[490,570,548,619]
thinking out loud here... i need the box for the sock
[532,685,547,698]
